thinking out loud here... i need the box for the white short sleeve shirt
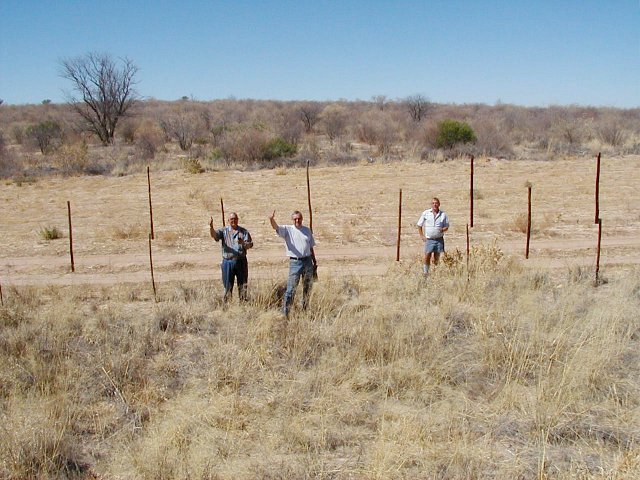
[276,225,316,258]
[417,209,449,239]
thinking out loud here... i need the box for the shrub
[39,226,63,240]
[135,121,165,161]
[597,119,627,146]
[261,137,297,161]
[25,120,64,154]
[0,130,20,178]
[54,141,89,174]
[435,119,477,149]
[183,157,204,174]
[219,127,268,163]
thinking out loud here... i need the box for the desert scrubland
[1,99,640,478]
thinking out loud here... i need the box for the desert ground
[2,154,640,479]
[2,155,639,289]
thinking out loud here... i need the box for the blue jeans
[221,257,248,301]
[283,257,314,316]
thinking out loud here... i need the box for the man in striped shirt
[209,212,253,302]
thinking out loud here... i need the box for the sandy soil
[1,155,639,287]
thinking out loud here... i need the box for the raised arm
[209,216,220,240]
[269,210,279,231]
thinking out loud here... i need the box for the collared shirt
[276,225,316,258]
[214,226,252,260]
[417,209,449,239]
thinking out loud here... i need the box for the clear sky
[1,0,638,107]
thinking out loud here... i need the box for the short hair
[291,210,303,218]
[432,197,440,203]
[229,212,238,219]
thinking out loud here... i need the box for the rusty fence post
[466,223,471,282]
[67,200,75,272]
[396,189,402,261]
[470,154,474,228]
[595,218,602,286]
[525,184,532,259]
[149,233,157,301]
[594,152,601,224]
[147,166,155,239]
[306,160,313,231]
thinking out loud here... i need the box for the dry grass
[1,248,639,479]
[1,151,639,478]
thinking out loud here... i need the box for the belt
[289,256,310,261]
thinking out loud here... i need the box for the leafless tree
[372,95,388,111]
[404,94,430,122]
[160,107,205,151]
[60,52,139,145]
[320,104,348,142]
[298,102,322,133]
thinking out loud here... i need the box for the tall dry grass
[1,248,639,479]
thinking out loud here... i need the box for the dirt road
[2,235,638,287]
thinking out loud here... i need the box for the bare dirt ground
[2,155,639,287]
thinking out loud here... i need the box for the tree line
[1,52,639,178]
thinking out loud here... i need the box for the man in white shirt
[270,210,317,316]
[416,197,449,276]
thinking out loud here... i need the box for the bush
[435,119,477,149]
[0,131,20,178]
[261,137,297,161]
[25,120,64,154]
[54,141,89,174]
[183,157,204,174]
[40,226,63,240]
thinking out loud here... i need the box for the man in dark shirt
[209,212,253,302]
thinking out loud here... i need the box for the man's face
[292,214,303,228]
[229,215,239,229]
[431,200,440,212]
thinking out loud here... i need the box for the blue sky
[1,0,638,107]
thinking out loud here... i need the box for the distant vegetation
[1,94,639,178]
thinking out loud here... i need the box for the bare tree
[372,95,388,111]
[60,52,139,145]
[404,94,430,122]
[298,102,322,133]
[320,104,348,142]
[160,107,205,151]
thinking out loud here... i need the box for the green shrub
[209,148,223,161]
[183,158,204,174]
[261,137,297,161]
[435,119,476,149]
[26,120,64,154]
[40,226,63,240]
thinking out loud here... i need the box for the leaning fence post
[0,282,4,306]
[147,166,155,239]
[525,183,532,259]
[67,200,75,272]
[220,198,226,226]
[594,152,601,224]
[148,233,157,302]
[396,188,402,261]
